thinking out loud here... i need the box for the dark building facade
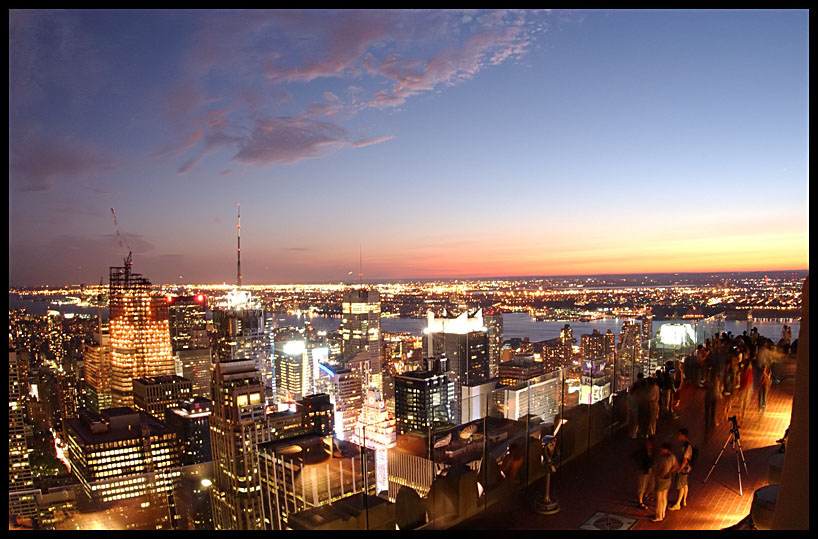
[165,397,213,466]
[394,366,454,436]
[132,375,193,419]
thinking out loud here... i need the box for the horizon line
[8,268,809,289]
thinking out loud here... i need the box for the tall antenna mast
[359,244,363,289]
[237,203,242,288]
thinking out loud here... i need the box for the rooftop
[454,368,795,530]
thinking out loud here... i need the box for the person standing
[704,373,722,435]
[628,374,644,439]
[634,435,656,510]
[669,429,694,511]
[648,376,660,436]
[737,360,754,423]
[695,345,706,386]
[758,363,772,413]
[651,443,679,522]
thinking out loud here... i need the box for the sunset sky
[9,9,809,286]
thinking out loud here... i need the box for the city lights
[8,7,808,533]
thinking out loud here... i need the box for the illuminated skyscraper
[9,348,37,521]
[560,324,575,364]
[352,389,396,495]
[581,329,616,362]
[541,338,565,372]
[422,309,489,422]
[617,320,642,390]
[339,287,382,390]
[168,294,209,351]
[168,292,211,399]
[394,365,454,436]
[274,340,313,403]
[213,290,274,405]
[108,261,175,407]
[641,311,654,343]
[208,291,273,530]
[64,407,180,526]
[56,365,79,436]
[132,375,193,419]
[331,368,363,441]
[483,309,503,379]
[83,325,112,414]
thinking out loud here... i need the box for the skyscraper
[274,340,313,403]
[9,348,37,521]
[83,325,112,414]
[422,309,489,422]
[132,375,193,419]
[483,309,503,379]
[352,389,396,495]
[617,320,642,390]
[168,294,209,351]
[331,368,363,441]
[64,407,180,525]
[641,311,654,343]
[581,329,616,362]
[167,295,211,398]
[394,365,454,436]
[208,290,274,530]
[108,260,175,407]
[213,290,274,405]
[165,397,213,466]
[560,324,575,365]
[339,287,382,390]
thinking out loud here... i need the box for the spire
[359,244,363,289]
[237,203,242,288]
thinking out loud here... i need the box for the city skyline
[9,9,809,286]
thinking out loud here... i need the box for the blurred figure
[695,344,705,386]
[737,360,754,423]
[628,373,644,439]
[633,435,656,510]
[658,367,672,418]
[648,376,660,436]
[758,363,772,413]
[668,428,695,511]
[704,373,722,435]
[650,443,679,522]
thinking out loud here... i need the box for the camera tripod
[704,419,750,495]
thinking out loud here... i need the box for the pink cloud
[233,116,348,165]
[162,10,545,173]
[352,135,396,148]
[369,25,530,108]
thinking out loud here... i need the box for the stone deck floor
[455,374,794,530]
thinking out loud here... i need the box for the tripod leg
[736,439,749,477]
[704,433,732,484]
[735,448,743,496]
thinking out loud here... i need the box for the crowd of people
[627,326,794,523]
[694,328,787,432]
[633,429,696,522]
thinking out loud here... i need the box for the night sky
[9,10,809,286]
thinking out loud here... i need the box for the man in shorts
[669,428,693,511]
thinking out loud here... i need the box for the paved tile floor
[455,374,794,530]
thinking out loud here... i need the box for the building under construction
[109,260,175,407]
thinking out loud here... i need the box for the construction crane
[110,207,132,269]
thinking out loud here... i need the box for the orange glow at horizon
[367,231,808,279]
